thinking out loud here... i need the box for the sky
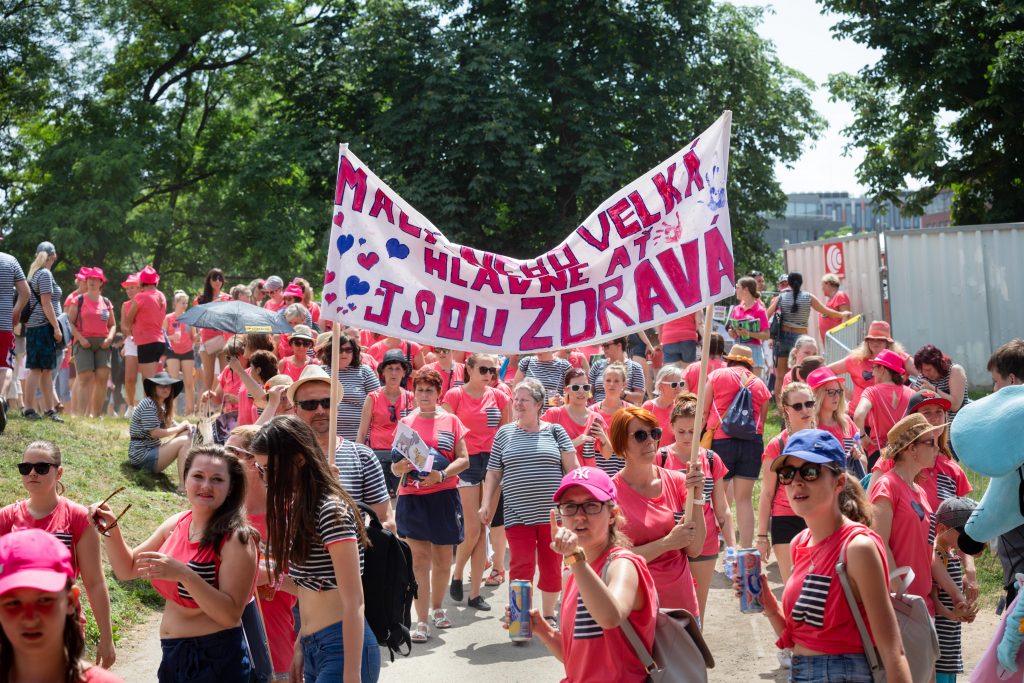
[723,0,881,195]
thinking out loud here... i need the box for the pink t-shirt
[778,523,889,653]
[872,455,971,513]
[217,366,242,408]
[706,367,772,439]
[264,297,286,313]
[684,358,725,394]
[0,498,91,578]
[365,388,413,450]
[72,294,114,338]
[248,513,297,674]
[659,447,730,556]
[131,289,167,345]
[195,293,232,342]
[592,401,631,431]
[368,340,422,364]
[120,301,133,341]
[613,468,700,613]
[841,352,912,413]
[641,399,675,446]
[860,383,914,449]
[761,433,795,517]
[278,355,314,381]
[559,548,658,683]
[164,313,193,355]
[542,406,606,467]
[660,313,699,344]
[441,385,508,455]
[869,471,934,613]
[564,351,588,369]
[81,667,125,682]
[396,411,468,496]
[819,291,850,340]
[308,301,321,323]
[236,367,259,426]
[728,301,769,347]
[423,361,466,394]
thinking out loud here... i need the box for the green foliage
[820,0,1024,225]
[821,225,853,240]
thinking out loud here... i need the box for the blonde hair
[849,338,907,362]
[603,361,629,383]
[173,289,188,305]
[822,273,841,288]
[814,382,849,428]
[654,365,683,385]
[27,251,50,279]
[788,335,819,367]
[780,382,816,433]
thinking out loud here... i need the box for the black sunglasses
[777,463,838,485]
[17,462,54,476]
[296,397,331,411]
[290,339,313,347]
[388,404,398,422]
[786,399,817,412]
[631,428,663,443]
[477,366,497,375]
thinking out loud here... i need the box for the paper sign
[391,422,434,474]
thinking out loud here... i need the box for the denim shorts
[300,618,380,683]
[158,626,252,683]
[663,340,698,363]
[775,331,802,364]
[459,452,490,486]
[790,653,872,682]
[748,344,766,368]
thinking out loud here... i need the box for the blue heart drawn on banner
[385,238,410,260]
[337,234,355,256]
[345,275,370,298]
[358,238,367,246]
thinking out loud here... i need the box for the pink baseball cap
[553,466,617,503]
[283,283,305,299]
[0,529,74,595]
[807,367,842,390]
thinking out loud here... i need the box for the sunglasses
[777,463,838,485]
[17,462,55,476]
[477,366,497,375]
[568,384,592,392]
[225,445,256,459]
[786,399,817,412]
[824,388,843,397]
[211,275,224,281]
[388,404,398,422]
[556,501,607,517]
[915,438,937,449]
[631,428,663,443]
[93,486,132,536]
[434,348,449,354]
[661,381,682,389]
[296,397,331,411]
[338,346,354,354]
[290,339,313,347]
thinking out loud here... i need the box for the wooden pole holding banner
[327,324,342,461]
[684,306,716,522]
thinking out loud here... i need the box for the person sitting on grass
[128,371,193,488]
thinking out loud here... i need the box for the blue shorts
[790,653,872,682]
[397,488,464,545]
[748,344,766,368]
[775,331,802,364]
[712,437,764,480]
[136,445,161,472]
[159,626,252,683]
[300,619,380,683]
[459,452,490,486]
[663,340,698,363]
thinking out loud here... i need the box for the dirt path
[109,555,1001,681]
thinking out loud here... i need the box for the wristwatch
[563,549,587,567]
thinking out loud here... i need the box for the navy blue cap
[771,428,846,472]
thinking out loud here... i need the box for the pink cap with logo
[553,466,617,503]
[0,529,74,595]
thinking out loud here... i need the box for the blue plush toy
[950,384,1024,672]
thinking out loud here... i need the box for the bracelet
[439,470,448,483]
[691,497,706,505]
[756,534,769,538]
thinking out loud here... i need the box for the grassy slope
[0,407,1004,651]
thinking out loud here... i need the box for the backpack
[836,533,939,683]
[358,502,417,661]
[18,278,40,328]
[720,372,759,441]
[601,553,714,682]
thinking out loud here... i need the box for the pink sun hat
[0,529,74,596]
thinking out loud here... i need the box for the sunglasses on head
[786,399,817,412]
[252,461,267,483]
[17,462,54,476]
[777,462,838,485]
[568,384,591,393]
[477,366,497,375]
[290,339,313,347]
[225,445,256,459]
[631,428,663,443]
[296,397,331,411]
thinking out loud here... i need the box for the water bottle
[724,546,738,580]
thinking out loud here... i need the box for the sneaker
[467,595,491,611]
[0,397,7,435]
[777,648,792,669]
[23,409,41,421]
[449,578,464,602]
[44,409,64,423]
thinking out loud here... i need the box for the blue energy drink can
[737,548,764,614]
[508,580,533,641]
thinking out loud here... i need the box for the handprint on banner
[651,210,683,245]
[705,165,726,211]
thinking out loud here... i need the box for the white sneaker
[776,648,792,669]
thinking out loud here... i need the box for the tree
[820,0,1024,225]
[276,0,824,273]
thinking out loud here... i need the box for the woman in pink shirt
[828,320,915,414]
[423,346,465,395]
[195,268,231,397]
[818,274,851,343]
[853,349,915,470]
[808,367,866,477]
[641,365,683,447]
[726,276,771,373]
[164,291,198,415]
[525,466,659,683]
[659,311,702,368]
[66,268,116,418]
[544,367,612,468]
[276,325,315,381]
[752,430,912,682]
[611,406,705,615]
[121,266,166,380]
[357,348,414,498]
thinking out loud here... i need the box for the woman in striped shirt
[913,345,971,421]
[253,415,379,683]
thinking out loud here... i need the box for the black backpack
[358,502,417,661]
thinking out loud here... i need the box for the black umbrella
[176,300,293,334]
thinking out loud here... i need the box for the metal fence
[823,314,865,393]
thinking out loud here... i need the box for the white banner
[321,111,736,353]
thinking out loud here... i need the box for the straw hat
[286,363,342,405]
[723,344,754,367]
[255,374,294,408]
[864,320,894,342]
[882,413,945,460]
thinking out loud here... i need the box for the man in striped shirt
[0,251,30,434]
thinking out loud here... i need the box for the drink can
[508,580,532,641]
[737,548,764,614]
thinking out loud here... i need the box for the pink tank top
[152,512,223,609]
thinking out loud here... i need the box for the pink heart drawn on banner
[333,212,344,226]
[357,253,379,270]
[325,292,337,305]
[324,270,336,284]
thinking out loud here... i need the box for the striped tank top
[779,290,812,329]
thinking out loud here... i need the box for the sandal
[432,608,453,629]
[411,621,430,643]
[484,568,505,586]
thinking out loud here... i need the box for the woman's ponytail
[838,474,873,526]
[788,272,803,313]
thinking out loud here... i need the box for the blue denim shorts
[158,626,252,683]
[300,618,381,683]
[137,445,161,472]
[458,452,490,486]
[790,653,872,682]
[663,340,698,363]
[775,331,802,363]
